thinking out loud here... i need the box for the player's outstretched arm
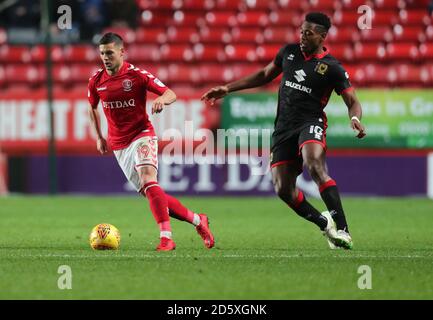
[341,89,366,139]
[201,61,282,105]
[88,105,108,154]
[152,89,176,114]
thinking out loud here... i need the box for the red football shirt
[88,61,168,150]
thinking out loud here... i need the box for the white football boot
[334,229,353,250]
[321,211,339,249]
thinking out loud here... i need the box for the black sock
[319,180,349,232]
[290,191,328,230]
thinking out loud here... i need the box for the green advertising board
[220,89,433,149]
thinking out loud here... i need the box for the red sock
[165,193,195,224]
[141,181,171,233]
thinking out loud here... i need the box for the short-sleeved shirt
[272,43,352,147]
[88,61,168,150]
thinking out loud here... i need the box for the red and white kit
[88,62,167,191]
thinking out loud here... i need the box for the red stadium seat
[360,64,392,86]
[69,64,101,83]
[354,43,386,61]
[52,65,71,85]
[426,25,433,42]
[236,11,269,27]
[27,45,64,63]
[241,0,275,10]
[0,45,31,63]
[139,10,172,26]
[171,11,202,27]
[0,65,5,87]
[276,0,308,10]
[204,11,238,27]
[392,25,425,43]
[231,27,264,44]
[29,45,46,63]
[137,0,178,10]
[374,0,405,9]
[341,0,374,10]
[166,27,199,44]
[63,45,98,63]
[327,44,354,61]
[199,27,232,44]
[419,43,433,59]
[372,10,400,26]
[160,44,194,62]
[256,44,281,62]
[193,44,226,62]
[327,26,360,43]
[126,44,161,62]
[231,63,264,79]
[183,0,215,10]
[333,11,359,26]
[268,10,304,28]
[5,65,40,84]
[398,9,431,26]
[359,26,393,42]
[308,0,338,11]
[135,28,167,44]
[422,64,433,85]
[225,44,257,62]
[215,0,241,10]
[165,64,200,84]
[386,42,418,60]
[199,64,227,83]
[263,27,297,44]
[394,64,430,85]
[405,0,431,8]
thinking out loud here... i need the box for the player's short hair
[99,32,124,47]
[305,12,331,33]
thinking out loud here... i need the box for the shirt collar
[302,46,329,61]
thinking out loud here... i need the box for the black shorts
[270,122,327,172]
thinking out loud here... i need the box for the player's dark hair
[305,12,331,33]
[99,32,124,46]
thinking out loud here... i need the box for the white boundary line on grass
[5,253,433,259]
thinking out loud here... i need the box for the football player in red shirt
[88,33,214,251]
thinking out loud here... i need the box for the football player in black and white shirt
[202,12,366,249]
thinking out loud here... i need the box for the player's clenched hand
[351,118,366,139]
[97,137,108,154]
[152,97,165,114]
[201,86,229,105]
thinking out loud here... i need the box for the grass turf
[0,196,432,299]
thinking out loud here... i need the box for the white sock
[160,231,172,239]
[192,214,201,226]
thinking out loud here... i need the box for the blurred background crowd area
[0,0,432,96]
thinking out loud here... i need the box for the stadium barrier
[1,89,432,197]
[221,89,433,148]
[5,152,429,197]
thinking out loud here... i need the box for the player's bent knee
[305,158,322,175]
[305,160,329,184]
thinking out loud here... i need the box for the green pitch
[1,196,432,299]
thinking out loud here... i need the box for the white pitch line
[3,253,433,259]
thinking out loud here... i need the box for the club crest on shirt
[315,62,328,75]
[122,79,133,91]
